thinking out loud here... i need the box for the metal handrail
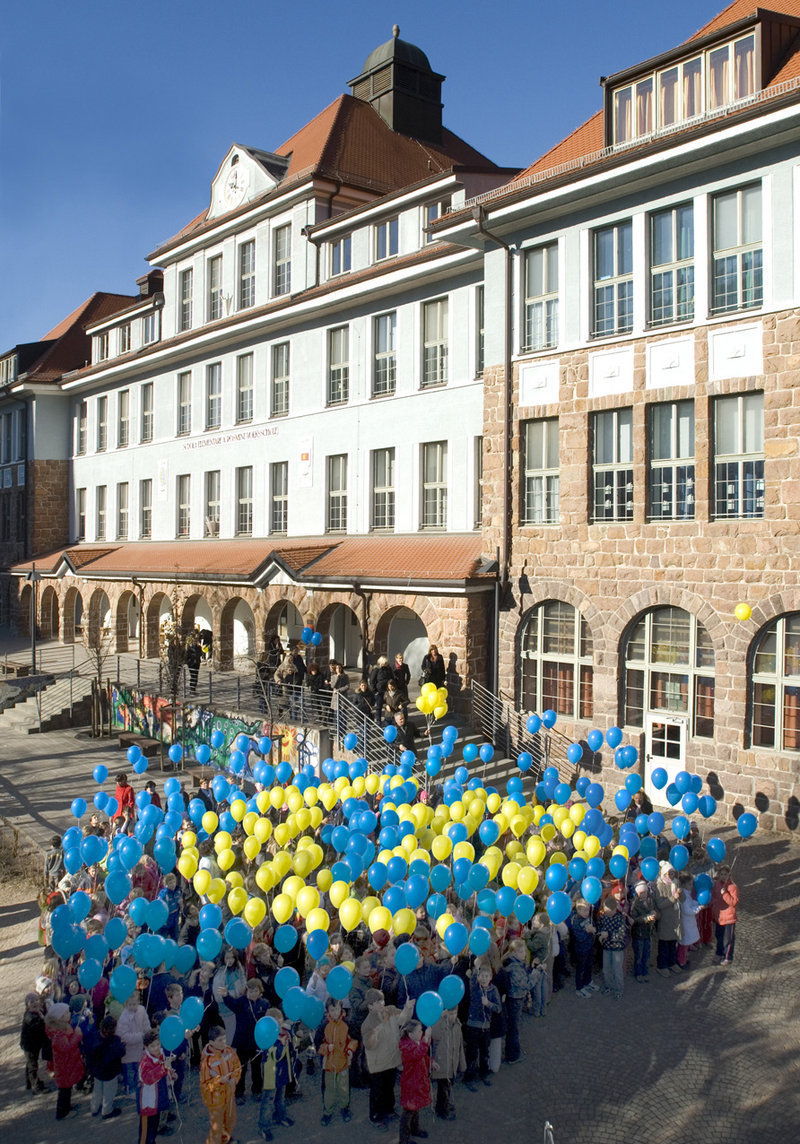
[470,680,576,782]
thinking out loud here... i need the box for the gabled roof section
[687,0,800,40]
[513,111,604,181]
[12,294,137,385]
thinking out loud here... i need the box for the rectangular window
[141,382,154,443]
[330,235,351,276]
[2,414,10,463]
[179,268,193,332]
[523,418,560,524]
[650,204,694,325]
[119,323,131,354]
[96,485,107,540]
[15,491,24,543]
[96,332,109,362]
[421,441,448,530]
[206,363,222,430]
[326,454,348,533]
[327,327,349,405]
[593,221,633,336]
[77,400,87,455]
[711,184,762,313]
[176,475,191,537]
[96,396,107,451]
[373,313,396,397]
[236,466,253,535]
[236,353,254,423]
[271,343,290,416]
[270,461,288,535]
[117,390,130,448]
[474,436,483,530]
[714,391,764,518]
[649,400,695,519]
[476,286,485,376]
[140,479,152,539]
[424,199,450,242]
[273,225,291,296]
[207,255,223,321]
[116,482,129,539]
[422,298,448,388]
[76,488,86,542]
[204,471,220,537]
[592,408,634,521]
[524,243,559,350]
[238,240,256,310]
[143,311,158,345]
[177,372,192,436]
[371,448,395,531]
[375,217,399,261]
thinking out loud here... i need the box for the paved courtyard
[0,722,798,1144]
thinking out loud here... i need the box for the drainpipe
[351,583,371,679]
[132,577,145,658]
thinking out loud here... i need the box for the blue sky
[1,0,730,346]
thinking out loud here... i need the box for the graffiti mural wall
[111,687,321,778]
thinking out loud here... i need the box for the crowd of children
[22,776,740,1142]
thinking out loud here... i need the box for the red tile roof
[154,95,500,256]
[513,111,604,181]
[13,535,494,587]
[687,0,800,40]
[22,293,138,383]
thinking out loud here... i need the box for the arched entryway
[220,596,255,670]
[115,590,141,654]
[265,601,304,650]
[87,589,112,649]
[18,583,32,638]
[145,592,174,659]
[62,586,84,643]
[317,602,363,671]
[374,606,428,681]
[40,586,59,642]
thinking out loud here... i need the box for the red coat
[139,1047,168,1116]
[399,1037,431,1111]
[712,879,738,925]
[114,782,136,820]
[48,1026,85,1088]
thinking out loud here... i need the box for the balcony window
[524,243,558,351]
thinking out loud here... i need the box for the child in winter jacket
[430,1008,465,1120]
[499,939,531,1063]
[85,1014,125,1119]
[45,1002,84,1120]
[712,865,739,965]
[362,988,415,1127]
[630,880,658,981]
[201,1025,242,1144]
[569,900,598,997]
[20,991,47,1093]
[464,964,501,1089]
[319,998,357,1125]
[258,1010,296,1141]
[138,1028,174,1144]
[399,1021,433,1144]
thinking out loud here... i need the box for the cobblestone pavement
[0,725,798,1144]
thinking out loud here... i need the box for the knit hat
[634,881,648,894]
[48,1003,70,1021]
[372,930,391,948]
[365,989,384,1006]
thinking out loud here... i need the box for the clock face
[223,163,249,208]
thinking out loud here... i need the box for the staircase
[0,673,94,733]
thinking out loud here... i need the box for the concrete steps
[0,673,94,733]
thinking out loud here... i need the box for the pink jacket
[712,879,738,925]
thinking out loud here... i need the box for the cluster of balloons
[415,682,449,722]
[300,626,323,648]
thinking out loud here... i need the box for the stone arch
[219,596,255,670]
[373,604,428,680]
[40,585,59,642]
[181,593,214,635]
[609,584,727,663]
[87,588,112,647]
[316,601,363,671]
[145,591,173,658]
[513,577,605,658]
[18,583,32,638]
[62,586,85,643]
[264,600,305,650]
[115,590,141,654]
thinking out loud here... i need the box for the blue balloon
[542,709,557,728]
[681,792,699,815]
[197,928,223,961]
[327,966,353,1001]
[545,864,568,892]
[671,815,691,841]
[585,856,606,879]
[71,798,87,820]
[517,751,533,772]
[147,899,169,932]
[581,876,602,905]
[274,924,298,954]
[554,782,572,805]
[386,856,408,884]
[426,893,448,920]
[568,857,587,881]
[53,923,86,960]
[367,862,387,892]
[575,775,590,798]
[625,775,643,795]
[405,875,430,911]
[606,726,623,749]
[479,744,494,764]
[180,996,204,1030]
[478,820,500,847]
[546,891,572,924]
[160,1014,185,1052]
[669,844,689,871]
[395,943,420,975]
[640,857,659,881]
[255,1016,280,1050]
[76,956,100,990]
[469,926,491,956]
[93,764,108,784]
[307,930,330,961]
[737,812,757,838]
[514,894,536,924]
[438,974,465,1009]
[707,836,726,863]
[526,714,542,735]
[312,631,323,647]
[648,811,665,835]
[443,922,469,956]
[609,854,628,879]
[698,794,717,819]
[586,729,603,753]
[428,864,450,892]
[639,837,657,859]
[614,789,632,812]
[103,917,126,950]
[566,742,583,765]
[416,990,444,1027]
[476,888,497,914]
[105,871,132,905]
[675,771,692,795]
[282,986,308,1022]
[468,864,489,893]
[127,745,142,764]
[585,783,604,808]
[275,966,300,998]
[650,767,668,790]
[110,964,137,1003]
[495,887,516,918]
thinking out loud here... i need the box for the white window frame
[177,372,192,437]
[204,470,221,537]
[371,447,395,532]
[179,268,193,332]
[141,382,154,443]
[119,323,131,354]
[271,343,290,416]
[421,441,448,530]
[593,221,633,337]
[270,461,288,535]
[711,184,763,315]
[236,353,254,423]
[236,466,253,535]
[76,488,86,542]
[96,485,107,540]
[648,400,695,520]
[96,396,107,452]
[176,474,191,538]
[422,298,448,388]
[523,243,559,352]
[522,418,560,525]
[140,479,152,539]
[326,454,348,533]
[207,255,223,321]
[327,327,349,406]
[117,390,130,448]
[592,408,634,521]
[77,400,87,455]
[375,217,399,262]
[116,481,129,540]
[206,363,222,430]
[373,313,397,397]
[713,391,764,519]
[330,235,351,277]
[273,225,291,296]
[238,240,256,310]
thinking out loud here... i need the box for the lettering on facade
[182,426,280,450]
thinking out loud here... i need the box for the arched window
[751,614,800,752]
[520,601,593,720]
[624,606,714,736]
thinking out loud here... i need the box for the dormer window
[612,32,756,145]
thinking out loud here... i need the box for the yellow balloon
[304,786,319,807]
[533,805,545,825]
[339,898,362,932]
[502,861,521,889]
[309,806,324,829]
[226,871,244,889]
[613,845,630,860]
[449,801,465,822]
[552,806,569,828]
[573,829,587,850]
[365,774,380,795]
[321,788,338,812]
[584,835,600,858]
[504,799,521,818]
[415,696,426,713]
[253,818,272,845]
[393,908,416,935]
[561,819,575,839]
[272,851,293,879]
[281,875,304,903]
[294,808,311,832]
[256,791,271,813]
[505,840,523,859]
[271,893,293,924]
[734,601,752,622]
[431,834,453,861]
[270,788,285,810]
[316,868,333,892]
[207,877,226,904]
[306,907,330,933]
[421,682,437,696]
[435,912,455,939]
[178,854,198,879]
[243,897,267,928]
[361,896,380,921]
[368,906,393,934]
[227,887,247,915]
[217,848,236,872]
[193,869,211,896]
[409,848,431,867]
[486,793,502,814]
[329,880,350,909]
[401,834,417,856]
[434,805,451,823]
[243,836,261,862]
[296,886,320,917]
[181,831,197,849]
[273,824,290,848]
[352,777,366,797]
[569,803,586,826]
[287,792,303,814]
[510,815,527,838]
[493,813,508,835]
[517,866,539,895]
[433,704,448,720]
[241,811,257,836]
[293,851,313,879]
[229,799,247,823]
[202,811,219,835]
[541,823,556,843]
[256,865,275,893]
[452,841,475,862]
[213,831,231,854]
